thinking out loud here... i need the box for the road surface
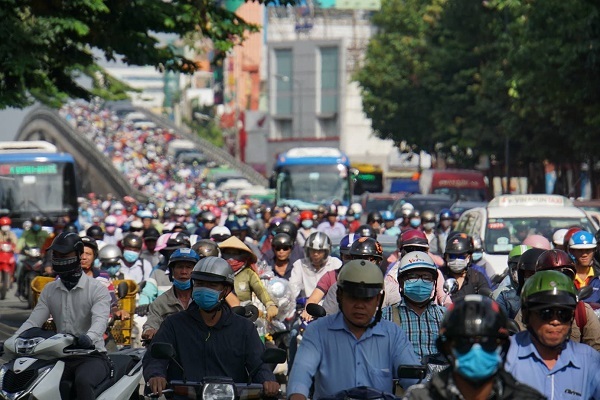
[0,286,32,362]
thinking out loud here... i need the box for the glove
[266,305,279,321]
[76,334,94,349]
[136,304,150,316]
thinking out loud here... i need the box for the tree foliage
[356,0,600,168]
[0,0,296,109]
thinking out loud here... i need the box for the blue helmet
[380,210,395,222]
[569,230,597,250]
[439,209,453,221]
[339,233,358,255]
[168,248,200,268]
[225,218,242,232]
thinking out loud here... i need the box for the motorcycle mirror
[507,319,521,336]
[578,286,593,301]
[150,342,176,360]
[397,365,427,381]
[443,278,458,295]
[306,303,326,318]
[231,306,246,317]
[245,304,259,322]
[261,347,287,365]
[117,282,129,299]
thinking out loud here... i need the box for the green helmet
[508,244,532,264]
[337,260,383,298]
[521,270,578,309]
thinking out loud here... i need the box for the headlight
[202,382,235,400]
[15,338,44,355]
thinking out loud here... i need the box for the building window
[275,49,293,116]
[275,119,293,139]
[320,47,339,114]
[318,116,338,138]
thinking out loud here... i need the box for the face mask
[52,256,80,274]
[173,279,191,290]
[410,219,421,228]
[447,258,469,273]
[123,250,139,263]
[472,251,483,262]
[32,224,41,232]
[103,264,121,277]
[1,225,10,232]
[453,344,502,382]
[423,222,435,231]
[226,258,246,273]
[193,287,222,311]
[58,268,83,291]
[346,216,355,222]
[105,226,116,234]
[93,259,101,268]
[403,280,434,303]
[301,220,313,229]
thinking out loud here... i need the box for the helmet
[224,219,242,233]
[63,223,78,234]
[356,224,378,239]
[471,235,483,251]
[305,232,332,256]
[299,210,314,221]
[49,232,84,255]
[444,234,472,255]
[191,256,235,286]
[273,221,298,241]
[400,203,414,217]
[122,233,143,250]
[535,249,576,280]
[522,234,551,250]
[508,245,531,264]
[399,229,429,250]
[439,209,453,221]
[398,251,437,279]
[168,248,200,269]
[563,227,583,251]
[143,227,161,240]
[201,211,217,223]
[105,215,118,226]
[31,215,43,224]
[337,260,384,298]
[210,226,231,242]
[521,270,578,310]
[272,233,294,248]
[268,217,284,233]
[339,233,358,255]
[409,210,421,219]
[98,244,122,264]
[326,204,338,216]
[80,236,98,258]
[517,248,546,272]
[568,230,597,250]
[155,232,191,252]
[349,237,383,262]
[366,211,383,224]
[438,295,508,347]
[421,210,435,223]
[0,217,11,226]
[137,210,153,219]
[86,225,104,240]
[552,228,568,247]
[350,203,363,215]
[191,239,220,258]
[380,210,395,222]
[316,204,327,215]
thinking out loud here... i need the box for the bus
[0,141,79,226]
[271,147,353,209]
[351,163,384,195]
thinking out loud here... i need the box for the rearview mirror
[261,348,287,365]
[578,286,593,301]
[397,365,427,380]
[117,282,129,299]
[306,303,326,318]
[443,278,458,295]
[150,342,176,360]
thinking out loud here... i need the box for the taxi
[455,194,597,278]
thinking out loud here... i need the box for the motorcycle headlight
[202,382,235,400]
[15,338,44,355]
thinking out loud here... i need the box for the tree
[0,0,296,109]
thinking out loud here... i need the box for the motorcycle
[0,327,144,400]
[18,246,44,308]
[0,241,15,300]
[146,343,286,400]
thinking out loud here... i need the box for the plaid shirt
[382,299,445,360]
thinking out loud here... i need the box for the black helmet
[444,233,473,255]
[63,223,79,234]
[516,247,546,293]
[273,221,298,242]
[272,233,294,248]
[201,211,217,223]
[191,239,220,258]
[122,233,143,250]
[192,256,235,286]
[49,232,84,255]
[164,232,191,250]
[143,227,161,240]
[366,211,383,224]
[31,215,43,224]
[356,224,378,239]
[86,225,104,240]
[80,236,98,258]
[349,237,383,262]
[437,295,508,354]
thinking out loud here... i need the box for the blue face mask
[410,219,421,228]
[173,279,191,291]
[453,343,502,382]
[193,287,222,311]
[472,251,483,262]
[103,265,121,277]
[301,220,313,229]
[123,250,139,263]
[93,259,101,268]
[403,280,434,303]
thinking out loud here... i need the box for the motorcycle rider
[505,270,600,398]
[143,256,280,398]
[12,232,112,400]
[265,233,295,279]
[102,215,123,246]
[140,227,161,267]
[15,215,48,296]
[296,210,317,247]
[0,216,17,244]
[493,245,531,318]
[316,205,346,237]
[366,211,384,234]
[568,230,600,303]
[288,260,420,400]
[403,295,544,400]
[98,244,123,279]
[421,210,437,253]
[118,233,153,285]
[381,210,400,236]
[434,209,453,255]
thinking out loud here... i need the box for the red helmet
[535,249,576,280]
[563,227,583,252]
[0,217,10,226]
[398,229,429,250]
[300,210,314,221]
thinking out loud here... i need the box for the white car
[455,194,597,278]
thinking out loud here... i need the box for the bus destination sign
[0,164,58,175]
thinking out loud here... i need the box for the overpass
[15,106,268,202]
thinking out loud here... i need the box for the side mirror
[117,282,129,299]
[397,365,427,381]
[507,319,521,335]
[306,303,326,319]
[578,286,593,301]
[443,278,458,295]
[261,347,287,365]
[150,342,176,360]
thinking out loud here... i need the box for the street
[0,287,32,362]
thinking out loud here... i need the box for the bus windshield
[277,164,350,207]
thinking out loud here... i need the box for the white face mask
[447,258,469,273]
[1,225,10,232]
[423,222,435,231]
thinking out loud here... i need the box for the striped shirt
[382,299,445,360]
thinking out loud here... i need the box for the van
[419,169,488,202]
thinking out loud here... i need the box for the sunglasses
[274,246,291,252]
[453,336,502,354]
[534,308,574,324]
[403,273,434,283]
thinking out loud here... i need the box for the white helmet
[305,232,332,258]
[350,203,363,215]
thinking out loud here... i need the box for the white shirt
[118,258,153,284]
[289,256,342,299]
[15,274,111,352]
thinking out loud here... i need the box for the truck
[419,169,488,202]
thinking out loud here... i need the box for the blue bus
[271,147,353,209]
[0,141,79,226]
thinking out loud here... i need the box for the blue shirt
[505,331,600,400]
[288,312,420,399]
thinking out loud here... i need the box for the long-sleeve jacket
[233,267,275,307]
[142,286,190,333]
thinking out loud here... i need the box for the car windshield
[277,164,350,207]
[397,197,454,215]
[365,198,396,213]
[484,217,596,255]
